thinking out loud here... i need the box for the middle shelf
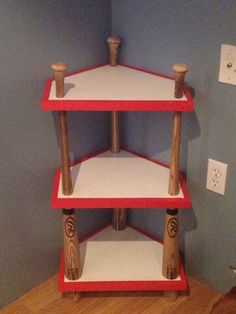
[52,149,191,209]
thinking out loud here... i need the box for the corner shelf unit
[42,57,194,300]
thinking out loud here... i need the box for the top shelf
[42,64,194,111]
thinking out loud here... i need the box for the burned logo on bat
[167,218,178,238]
[65,217,76,238]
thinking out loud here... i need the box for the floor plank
[1,275,223,314]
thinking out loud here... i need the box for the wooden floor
[0,275,231,314]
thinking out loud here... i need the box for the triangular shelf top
[52,149,191,209]
[42,64,194,111]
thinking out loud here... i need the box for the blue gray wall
[112,0,236,293]
[1,0,236,308]
[0,0,111,308]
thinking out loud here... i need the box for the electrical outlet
[206,159,228,195]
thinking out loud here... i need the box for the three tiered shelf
[41,36,194,301]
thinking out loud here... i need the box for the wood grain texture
[51,62,67,98]
[209,287,236,313]
[111,111,120,153]
[107,36,121,66]
[162,209,179,279]
[59,111,72,195]
[168,111,182,195]
[2,275,223,313]
[112,208,127,230]
[172,63,188,99]
[62,291,81,302]
[63,210,81,280]
[110,110,128,230]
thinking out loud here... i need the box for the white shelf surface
[52,150,191,208]
[49,65,185,102]
[59,150,183,199]
[42,64,194,111]
[59,226,187,292]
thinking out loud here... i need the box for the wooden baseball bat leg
[111,112,127,229]
[111,111,120,153]
[107,36,121,66]
[168,63,188,195]
[107,36,127,230]
[110,108,127,230]
[162,208,179,279]
[58,111,73,195]
[63,209,81,280]
[51,63,72,195]
[172,63,188,99]
[163,290,179,300]
[112,208,128,230]
[168,111,182,195]
[62,291,81,301]
[51,62,67,98]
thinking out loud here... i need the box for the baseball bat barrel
[162,208,179,279]
[63,209,81,280]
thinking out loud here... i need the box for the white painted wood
[58,150,184,199]
[49,65,187,101]
[64,226,181,282]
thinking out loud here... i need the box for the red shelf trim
[51,148,191,209]
[41,64,194,112]
[58,224,188,292]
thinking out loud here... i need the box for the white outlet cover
[206,158,228,195]
[219,44,236,86]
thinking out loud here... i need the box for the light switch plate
[219,44,236,86]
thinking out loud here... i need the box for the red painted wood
[58,225,188,292]
[41,64,194,112]
[51,148,191,209]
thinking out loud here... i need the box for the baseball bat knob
[172,63,188,74]
[173,64,188,98]
[51,62,67,72]
[107,36,122,66]
[107,36,121,45]
[51,62,67,98]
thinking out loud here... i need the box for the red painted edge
[58,224,188,292]
[120,64,174,80]
[41,64,194,112]
[51,148,191,209]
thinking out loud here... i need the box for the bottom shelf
[59,225,187,292]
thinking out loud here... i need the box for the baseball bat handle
[51,62,67,98]
[172,63,188,98]
[107,36,121,66]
